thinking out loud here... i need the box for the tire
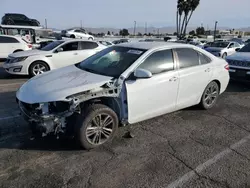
[70,35,75,38]
[199,81,220,110]
[29,61,49,77]
[222,53,227,59]
[76,104,119,150]
[88,37,93,41]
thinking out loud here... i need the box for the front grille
[228,60,250,68]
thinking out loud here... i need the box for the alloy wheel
[85,113,114,145]
[32,64,47,75]
[204,83,219,107]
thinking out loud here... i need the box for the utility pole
[157,28,160,36]
[214,21,218,42]
[133,21,137,36]
[45,19,47,29]
[80,20,83,28]
[145,22,147,34]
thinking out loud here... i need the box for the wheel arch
[80,97,122,122]
[13,49,23,53]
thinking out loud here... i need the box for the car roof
[116,41,195,50]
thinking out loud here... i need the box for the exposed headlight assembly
[11,56,28,63]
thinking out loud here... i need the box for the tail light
[27,44,32,48]
[224,64,229,71]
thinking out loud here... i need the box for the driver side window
[228,43,234,48]
[60,42,79,52]
[138,49,174,75]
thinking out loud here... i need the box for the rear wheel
[70,35,75,38]
[76,104,119,150]
[200,81,220,110]
[29,61,49,77]
[13,49,23,53]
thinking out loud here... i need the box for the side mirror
[134,68,152,79]
[56,47,63,53]
[235,48,240,52]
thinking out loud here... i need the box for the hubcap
[33,64,46,75]
[204,83,218,106]
[86,113,114,145]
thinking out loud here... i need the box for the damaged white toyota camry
[16,42,230,149]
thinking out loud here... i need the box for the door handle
[205,68,211,72]
[169,76,178,82]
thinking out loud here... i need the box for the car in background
[226,43,250,81]
[15,42,229,149]
[244,39,250,44]
[61,28,94,40]
[0,35,32,58]
[98,40,114,46]
[205,41,241,58]
[3,39,106,76]
[112,39,129,44]
[1,13,40,26]
[230,38,245,48]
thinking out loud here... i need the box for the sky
[1,0,250,29]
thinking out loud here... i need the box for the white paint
[0,82,24,87]
[0,115,20,120]
[166,134,250,188]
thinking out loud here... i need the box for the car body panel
[16,65,113,104]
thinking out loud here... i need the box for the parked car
[229,38,245,48]
[112,39,129,44]
[0,35,32,58]
[3,39,106,76]
[205,41,241,58]
[16,42,229,149]
[98,40,114,46]
[226,43,250,81]
[1,13,40,26]
[61,28,94,40]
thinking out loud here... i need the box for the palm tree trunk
[183,11,193,36]
[176,11,179,37]
[180,14,187,38]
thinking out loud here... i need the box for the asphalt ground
[0,61,250,188]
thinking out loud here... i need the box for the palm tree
[176,0,200,39]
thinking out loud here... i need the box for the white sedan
[205,41,241,58]
[16,42,229,149]
[3,39,106,76]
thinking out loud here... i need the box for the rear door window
[0,36,19,43]
[80,41,98,49]
[175,48,200,69]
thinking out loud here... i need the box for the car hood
[226,52,250,61]
[9,49,51,58]
[16,65,113,104]
[205,47,224,52]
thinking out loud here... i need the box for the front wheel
[200,81,220,110]
[29,61,49,77]
[77,104,119,150]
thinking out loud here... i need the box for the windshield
[40,40,64,51]
[239,43,250,52]
[78,46,146,78]
[211,42,229,48]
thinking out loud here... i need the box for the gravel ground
[0,61,250,188]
